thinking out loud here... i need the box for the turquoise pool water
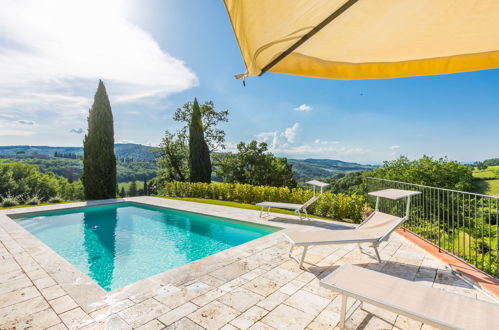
[15,203,278,291]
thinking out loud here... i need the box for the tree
[158,99,227,183]
[368,155,475,191]
[174,100,228,151]
[128,180,138,197]
[189,98,212,183]
[119,186,126,197]
[143,177,148,196]
[216,141,296,188]
[82,80,117,200]
[158,131,189,182]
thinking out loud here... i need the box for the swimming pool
[15,202,279,291]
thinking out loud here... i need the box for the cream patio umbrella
[223,0,499,80]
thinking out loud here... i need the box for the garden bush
[161,181,366,222]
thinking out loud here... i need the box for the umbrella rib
[259,0,359,76]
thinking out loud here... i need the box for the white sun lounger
[320,264,499,330]
[282,189,421,268]
[256,180,329,220]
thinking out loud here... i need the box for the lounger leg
[299,246,308,269]
[372,244,381,262]
[259,206,263,218]
[267,206,271,216]
[339,294,347,330]
[303,209,309,220]
[289,244,294,257]
[297,210,302,220]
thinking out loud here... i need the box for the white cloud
[117,139,137,144]
[283,123,300,143]
[315,139,339,145]
[294,104,312,111]
[256,132,280,149]
[0,0,198,119]
[17,120,35,125]
[0,120,36,136]
[390,145,400,150]
[70,128,84,134]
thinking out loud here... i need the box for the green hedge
[161,182,366,222]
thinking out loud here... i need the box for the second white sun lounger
[283,189,421,268]
[256,180,329,220]
[320,264,499,330]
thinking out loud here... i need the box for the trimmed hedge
[161,182,366,222]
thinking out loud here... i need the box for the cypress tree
[143,177,148,196]
[119,186,126,197]
[82,80,117,200]
[189,98,211,183]
[128,180,138,197]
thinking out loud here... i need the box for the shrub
[48,196,64,203]
[1,195,20,207]
[161,181,366,222]
[25,195,41,205]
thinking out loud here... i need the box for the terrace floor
[0,197,496,330]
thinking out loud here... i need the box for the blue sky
[0,0,498,163]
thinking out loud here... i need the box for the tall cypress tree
[189,98,211,183]
[82,80,117,200]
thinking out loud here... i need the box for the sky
[0,0,498,164]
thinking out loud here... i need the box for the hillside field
[473,165,499,196]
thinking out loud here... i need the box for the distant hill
[0,144,160,161]
[289,158,376,181]
[0,145,375,182]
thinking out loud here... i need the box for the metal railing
[366,177,498,278]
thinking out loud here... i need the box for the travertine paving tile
[191,287,227,306]
[118,298,170,328]
[248,321,276,330]
[260,304,314,330]
[0,296,50,326]
[284,289,330,315]
[217,287,264,312]
[188,300,240,329]
[0,285,39,309]
[59,307,94,329]
[165,317,204,330]
[158,302,198,326]
[243,276,282,297]
[136,318,165,330]
[256,291,289,311]
[33,276,57,290]
[230,305,269,330]
[49,295,79,314]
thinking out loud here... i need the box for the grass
[158,196,340,222]
[473,165,499,196]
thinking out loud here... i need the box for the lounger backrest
[301,194,321,209]
[357,212,406,240]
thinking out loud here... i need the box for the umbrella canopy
[224,0,499,79]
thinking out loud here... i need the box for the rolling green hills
[473,165,499,196]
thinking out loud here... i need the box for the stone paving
[0,197,495,330]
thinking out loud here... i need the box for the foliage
[48,196,64,203]
[82,80,117,200]
[173,100,229,151]
[483,158,499,167]
[158,131,189,182]
[473,165,499,196]
[289,159,375,182]
[1,195,19,207]
[327,172,366,195]
[158,99,228,184]
[0,162,83,204]
[189,98,212,183]
[25,196,41,205]
[160,181,365,222]
[128,180,138,197]
[368,155,475,191]
[0,156,157,183]
[215,141,297,188]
